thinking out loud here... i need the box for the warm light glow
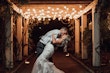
[52,12,54,14]
[48,6,51,9]
[66,8,69,11]
[72,8,75,11]
[19,9,22,13]
[48,18,51,21]
[47,11,50,13]
[64,6,67,9]
[78,10,83,14]
[23,5,85,20]
[27,9,30,11]
[25,61,30,64]
[56,8,59,10]
[79,5,82,8]
[32,8,36,12]
[41,9,44,12]
[52,8,54,11]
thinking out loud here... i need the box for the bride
[31,34,68,73]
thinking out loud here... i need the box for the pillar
[17,15,23,61]
[92,7,100,66]
[23,19,29,56]
[75,19,80,56]
[5,8,14,68]
[81,14,88,59]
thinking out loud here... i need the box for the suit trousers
[36,41,53,62]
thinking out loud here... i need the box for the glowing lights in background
[19,5,84,20]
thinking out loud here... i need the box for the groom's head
[60,27,68,36]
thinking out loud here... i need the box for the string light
[56,8,59,10]
[27,9,30,11]
[64,6,67,9]
[79,5,82,8]
[23,5,85,21]
[48,6,51,9]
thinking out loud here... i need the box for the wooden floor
[12,51,90,73]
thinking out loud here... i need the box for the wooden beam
[7,0,24,16]
[27,1,92,4]
[74,0,97,19]
[11,0,93,4]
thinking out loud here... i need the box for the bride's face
[60,29,67,36]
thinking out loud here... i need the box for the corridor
[14,51,90,73]
[0,0,105,73]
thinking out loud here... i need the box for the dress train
[31,43,65,73]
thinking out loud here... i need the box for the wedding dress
[31,42,65,73]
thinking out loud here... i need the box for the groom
[36,27,69,61]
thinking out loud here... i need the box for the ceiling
[11,0,93,19]
[11,0,93,4]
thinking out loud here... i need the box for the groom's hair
[60,27,68,34]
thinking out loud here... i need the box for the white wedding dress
[31,42,65,73]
